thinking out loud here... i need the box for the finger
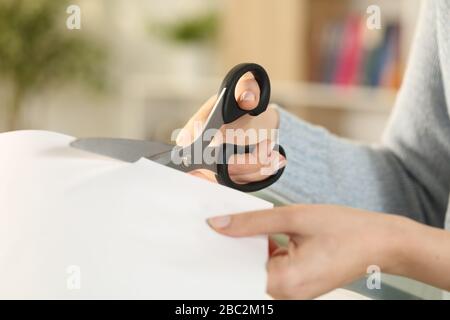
[227,153,264,175]
[231,167,284,184]
[230,154,287,184]
[267,252,331,300]
[266,253,302,299]
[234,72,260,110]
[176,95,217,146]
[269,237,287,257]
[227,139,284,174]
[271,247,288,258]
[177,71,261,146]
[189,170,217,183]
[266,242,317,300]
[206,206,303,237]
[227,139,273,171]
[232,172,276,185]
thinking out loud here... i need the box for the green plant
[151,12,218,45]
[0,0,107,131]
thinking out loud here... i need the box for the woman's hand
[207,205,416,299]
[176,72,286,184]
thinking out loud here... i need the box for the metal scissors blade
[70,138,174,163]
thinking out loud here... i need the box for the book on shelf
[313,15,402,89]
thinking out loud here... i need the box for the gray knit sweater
[270,0,450,230]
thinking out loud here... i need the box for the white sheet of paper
[0,130,272,299]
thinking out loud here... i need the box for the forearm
[390,218,450,291]
[270,107,447,227]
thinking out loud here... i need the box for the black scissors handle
[215,143,286,193]
[212,63,286,192]
[219,63,271,123]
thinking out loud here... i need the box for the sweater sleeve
[269,0,450,228]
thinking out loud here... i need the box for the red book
[334,16,363,86]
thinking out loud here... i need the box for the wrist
[379,215,419,276]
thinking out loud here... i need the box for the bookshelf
[219,0,421,83]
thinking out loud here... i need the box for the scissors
[71,63,286,192]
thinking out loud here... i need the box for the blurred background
[0,0,422,143]
[1,0,440,299]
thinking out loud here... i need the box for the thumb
[206,206,303,237]
[176,72,261,147]
[234,71,260,110]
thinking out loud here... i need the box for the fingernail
[240,91,256,102]
[207,215,231,229]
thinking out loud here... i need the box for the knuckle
[268,267,304,299]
